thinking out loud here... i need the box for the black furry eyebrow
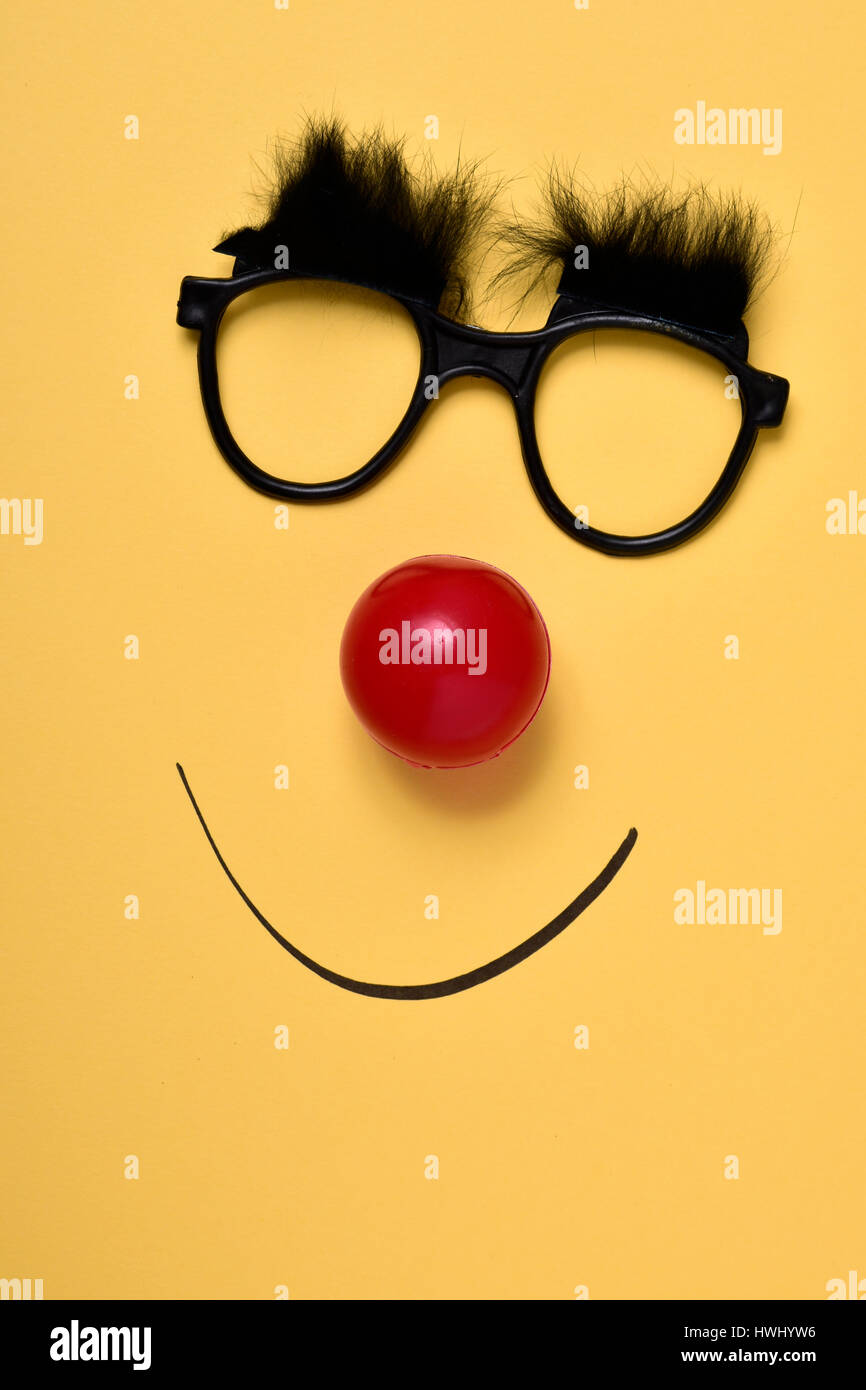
[496,169,776,336]
[214,117,494,321]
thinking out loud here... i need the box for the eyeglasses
[177,265,789,557]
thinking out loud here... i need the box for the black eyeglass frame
[177,265,789,557]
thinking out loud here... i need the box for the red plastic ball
[339,554,551,768]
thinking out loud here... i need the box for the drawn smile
[177,763,637,1000]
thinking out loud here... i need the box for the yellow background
[2,0,864,1300]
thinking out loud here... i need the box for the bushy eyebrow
[494,171,777,335]
[214,115,494,321]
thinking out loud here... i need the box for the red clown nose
[339,555,551,768]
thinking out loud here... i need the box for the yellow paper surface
[1,0,863,1300]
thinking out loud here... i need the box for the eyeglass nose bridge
[429,318,539,398]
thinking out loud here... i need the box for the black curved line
[176,762,637,1000]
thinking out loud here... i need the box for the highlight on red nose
[339,554,551,769]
